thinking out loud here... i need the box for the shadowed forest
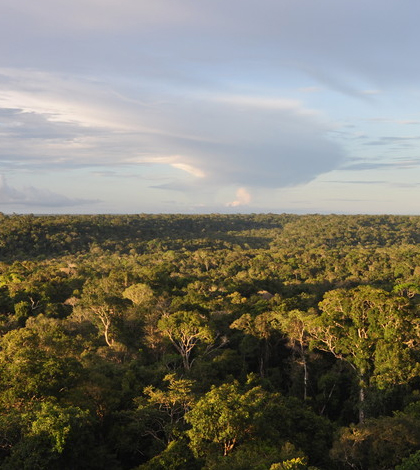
[1,213,420,469]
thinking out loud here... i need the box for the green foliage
[395,450,420,470]
[0,315,82,403]
[330,413,420,469]
[28,402,87,453]
[0,401,109,470]
[158,311,215,370]
[136,373,195,443]
[122,283,154,306]
[201,441,308,470]
[2,214,420,468]
[185,380,332,468]
[186,381,269,457]
[269,459,307,470]
[137,439,200,470]
[309,286,420,421]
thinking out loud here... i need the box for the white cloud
[227,187,252,207]
[0,69,343,190]
[0,69,134,130]
[213,95,310,113]
[170,162,206,178]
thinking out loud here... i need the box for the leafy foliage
[1,213,420,468]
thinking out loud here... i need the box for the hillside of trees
[2,213,420,469]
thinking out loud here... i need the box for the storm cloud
[0,69,342,189]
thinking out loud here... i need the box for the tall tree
[185,381,268,457]
[158,311,215,371]
[275,309,316,400]
[309,286,420,422]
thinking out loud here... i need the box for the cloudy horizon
[1,1,420,214]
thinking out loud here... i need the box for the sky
[1,0,420,214]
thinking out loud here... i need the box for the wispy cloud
[342,159,420,171]
[0,175,98,208]
[324,180,388,185]
[298,86,322,93]
[361,90,382,95]
[364,136,420,147]
[367,118,420,126]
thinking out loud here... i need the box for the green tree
[122,283,154,307]
[309,286,420,422]
[137,373,195,444]
[27,401,89,454]
[79,276,126,348]
[185,381,268,457]
[330,413,420,470]
[158,311,214,371]
[396,450,420,470]
[230,310,278,377]
[0,315,82,404]
[274,309,315,400]
[137,439,200,470]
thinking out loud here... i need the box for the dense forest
[2,213,420,469]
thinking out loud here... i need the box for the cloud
[4,1,420,92]
[399,121,420,126]
[0,0,195,33]
[325,180,388,185]
[324,180,420,190]
[342,159,420,171]
[0,69,343,191]
[298,87,322,93]
[367,119,420,126]
[226,187,252,207]
[6,1,420,212]
[0,175,98,208]
[170,162,206,178]
[361,90,381,96]
[362,136,420,147]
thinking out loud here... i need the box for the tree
[122,282,166,354]
[122,283,154,307]
[137,373,195,444]
[185,381,268,457]
[230,310,279,377]
[330,413,420,470]
[0,315,82,404]
[185,380,331,467]
[309,286,420,422]
[79,276,126,348]
[274,309,316,400]
[137,439,200,470]
[396,450,420,470]
[27,402,89,454]
[158,311,214,371]
[269,458,309,470]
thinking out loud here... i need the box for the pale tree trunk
[358,370,368,424]
[92,306,115,347]
[102,316,113,347]
[302,354,308,401]
[359,385,365,424]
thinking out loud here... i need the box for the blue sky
[1,0,420,214]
